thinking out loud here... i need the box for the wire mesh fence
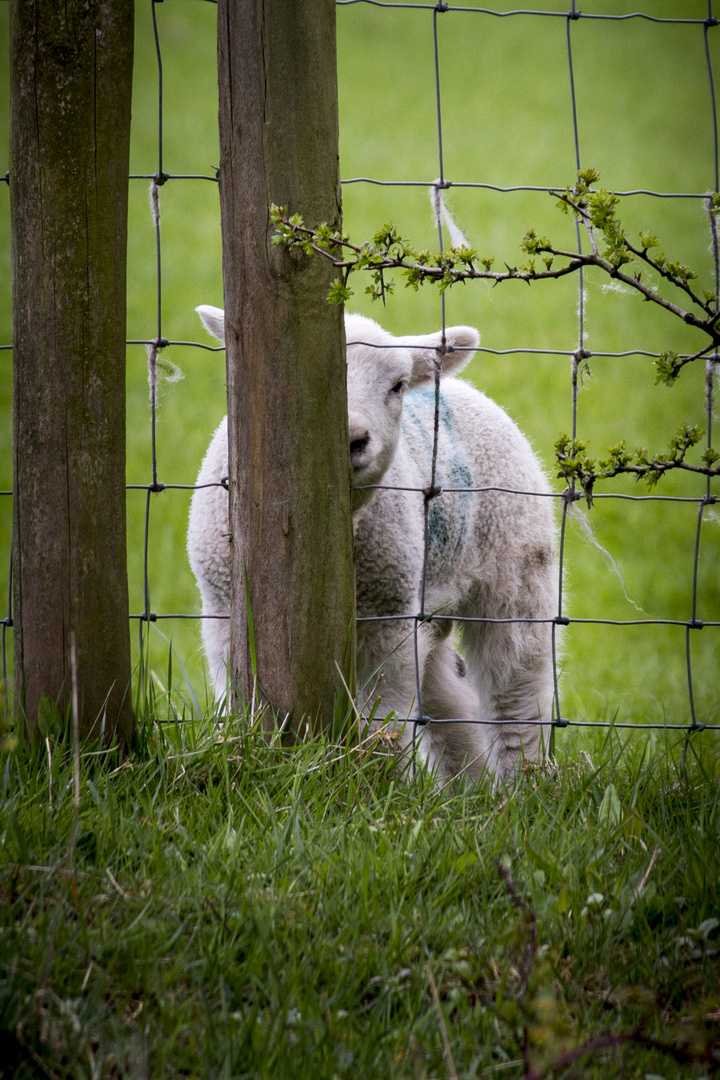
[0,0,718,744]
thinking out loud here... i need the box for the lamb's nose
[350,431,370,458]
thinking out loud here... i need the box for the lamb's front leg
[356,620,433,768]
[421,637,487,782]
[199,589,231,703]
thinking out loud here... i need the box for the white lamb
[187,306,559,781]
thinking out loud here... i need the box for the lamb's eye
[391,380,404,394]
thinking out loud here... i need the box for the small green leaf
[654,351,681,385]
[9,809,30,864]
[327,278,353,305]
[598,783,622,827]
[578,167,600,186]
[622,809,644,837]
[454,851,477,874]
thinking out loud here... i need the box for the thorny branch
[496,863,720,1080]
[271,170,720,500]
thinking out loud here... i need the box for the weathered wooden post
[10,0,134,745]
[216,0,356,732]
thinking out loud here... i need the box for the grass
[1,709,719,1078]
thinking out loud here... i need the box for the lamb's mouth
[352,463,375,488]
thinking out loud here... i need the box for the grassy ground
[1,714,719,1079]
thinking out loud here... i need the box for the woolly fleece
[188,308,558,781]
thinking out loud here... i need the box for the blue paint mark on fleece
[402,384,472,561]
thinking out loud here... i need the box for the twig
[496,861,537,994]
[631,845,661,906]
[106,867,131,901]
[335,659,364,740]
[5,863,91,879]
[523,1027,644,1080]
[70,634,81,830]
[479,1062,524,1077]
[553,190,716,320]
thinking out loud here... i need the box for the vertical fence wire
[683,0,720,750]
[409,3,453,768]
[548,6,587,751]
[131,0,221,708]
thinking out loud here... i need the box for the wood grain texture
[10,0,134,745]
[217,0,355,731]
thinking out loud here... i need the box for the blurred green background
[0,0,718,731]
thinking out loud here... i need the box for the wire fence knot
[424,484,442,502]
[561,486,583,505]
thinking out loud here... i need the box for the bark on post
[10,0,134,745]
[217,0,355,732]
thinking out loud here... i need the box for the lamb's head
[195,305,480,504]
[345,314,479,504]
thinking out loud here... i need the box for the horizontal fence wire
[0,0,718,739]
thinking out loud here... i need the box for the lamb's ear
[196,304,226,345]
[405,325,480,386]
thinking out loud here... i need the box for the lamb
[187,306,559,781]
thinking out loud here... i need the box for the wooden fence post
[10,0,135,745]
[216,0,356,732]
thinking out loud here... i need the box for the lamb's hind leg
[421,637,487,782]
[461,619,554,780]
